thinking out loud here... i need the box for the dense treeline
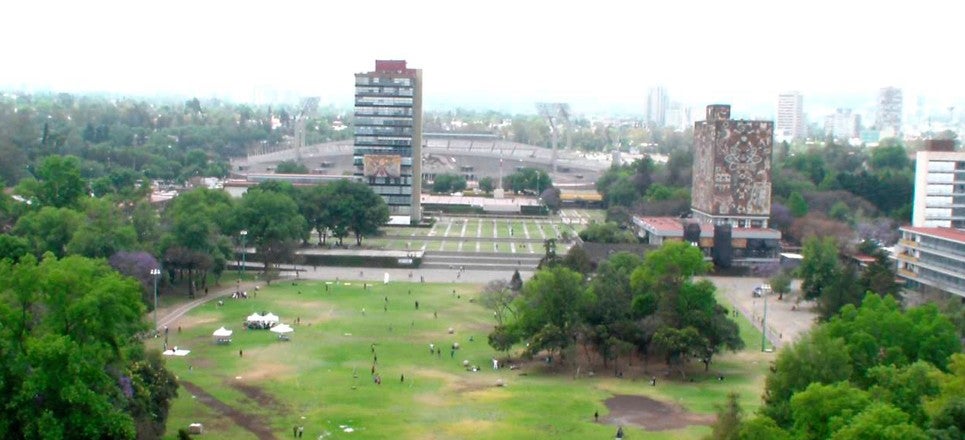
[485,242,743,375]
[0,154,389,293]
[0,92,352,186]
[0,254,178,439]
[594,136,927,247]
[706,294,963,440]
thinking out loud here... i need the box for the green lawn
[156,279,772,439]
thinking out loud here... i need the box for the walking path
[154,281,259,331]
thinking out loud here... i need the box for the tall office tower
[825,108,859,140]
[876,87,903,136]
[912,141,965,228]
[666,102,694,131]
[353,60,423,223]
[776,92,805,142]
[646,86,669,128]
[691,105,774,228]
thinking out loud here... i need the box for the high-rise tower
[646,87,669,128]
[776,92,805,142]
[353,60,423,223]
[876,87,903,137]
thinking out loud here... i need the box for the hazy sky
[3,0,961,116]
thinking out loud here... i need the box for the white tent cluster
[245,312,280,330]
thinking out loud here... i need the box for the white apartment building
[912,150,965,228]
[776,92,805,142]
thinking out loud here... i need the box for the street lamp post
[240,230,248,279]
[761,283,771,352]
[150,268,161,330]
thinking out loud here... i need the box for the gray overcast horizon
[3,0,961,118]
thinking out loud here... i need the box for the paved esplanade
[705,276,817,349]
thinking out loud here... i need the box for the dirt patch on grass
[241,361,295,382]
[181,381,277,440]
[189,357,215,369]
[231,381,286,409]
[603,394,715,431]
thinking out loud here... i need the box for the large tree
[33,155,87,208]
[514,266,590,359]
[0,254,178,439]
[12,206,84,257]
[762,294,960,427]
[160,188,234,295]
[504,167,552,195]
[799,236,839,300]
[628,242,742,374]
[234,188,306,281]
[66,198,138,259]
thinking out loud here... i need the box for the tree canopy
[0,254,178,439]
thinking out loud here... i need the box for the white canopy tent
[270,323,294,340]
[212,327,233,344]
[246,313,264,322]
[262,313,280,325]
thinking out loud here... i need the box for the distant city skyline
[3,1,962,118]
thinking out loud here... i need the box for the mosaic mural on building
[692,105,773,219]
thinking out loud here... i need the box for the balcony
[898,239,918,248]
[898,268,918,279]
[895,253,918,262]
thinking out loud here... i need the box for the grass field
[155,280,770,439]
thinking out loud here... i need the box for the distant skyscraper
[776,92,805,142]
[691,105,774,228]
[824,108,859,140]
[666,102,693,131]
[646,87,669,128]
[876,87,903,137]
[353,60,423,223]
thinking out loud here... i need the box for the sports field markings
[510,241,517,253]
[443,219,454,238]
[522,221,531,239]
[492,220,498,239]
[537,220,547,239]
[553,223,563,238]
[476,220,482,238]
[459,219,467,238]
[475,241,480,252]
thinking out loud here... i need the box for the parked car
[753,284,772,297]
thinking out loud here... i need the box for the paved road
[706,276,817,349]
[154,281,260,331]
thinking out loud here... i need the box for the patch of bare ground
[603,395,715,431]
[240,361,295,382]
[180,381,277,440]
[231,380,286,409]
